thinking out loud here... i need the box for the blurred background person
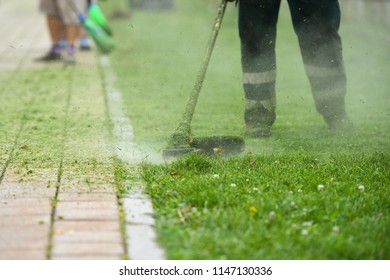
[36,0,88,63]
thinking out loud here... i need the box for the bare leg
[47,15,64,44]
[35,15,64,61]
[65,24,80,47]
[64,24,80,64]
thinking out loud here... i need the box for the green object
[64,0,114,53]
[88,3,113,36]
[82,15,115,53]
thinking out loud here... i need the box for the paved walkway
[0,0,164,260]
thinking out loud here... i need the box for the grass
[143,152,389,259]
[101,1,390,259]
[0,0,386,261]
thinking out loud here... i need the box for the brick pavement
[0,0,163,260]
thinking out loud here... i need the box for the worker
[227,0,352,137]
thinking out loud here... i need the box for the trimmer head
[190,135,245,157]
[162,135,244,161]
[162,147,195,161]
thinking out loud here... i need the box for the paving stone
[0,229,48,250]
[0,249,46,260]
[126,224,165,260]
[0,215,50,226]
[52,196,124,259]
[51,242,123,260]
[53,231,121,243]
[55,200,119,221]
[57,192,118,202]
[0,200,52,217]
[52,254,120,260]
[4,169,57,184]
[0,222,50,258]
[0,179,53,260]
[0,182,55,198]
[59,183,115,194]
[123,197,155,225]
[54,220,121,233]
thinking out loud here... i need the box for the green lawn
[103,1,390,259]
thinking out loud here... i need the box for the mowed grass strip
[103,1,243,150]
[104,1,389,152]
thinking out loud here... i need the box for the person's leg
[46,15,64,44]
[36,0,64,61]
[288,0,351,130]
[65,25,79,47]
[238,0,282,137]
[78,26,91,50]
[57,0,83,63]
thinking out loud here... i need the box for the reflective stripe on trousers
[238,0,347,119]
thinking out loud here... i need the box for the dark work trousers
[238,0,347,128]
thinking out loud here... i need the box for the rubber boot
[244,99,276,138]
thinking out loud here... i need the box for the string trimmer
[162,0,244,160]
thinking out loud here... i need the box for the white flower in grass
[297,189,302,194]
[213,174,219,179]
[358,185,365,192]
[252,187,259,192]
[288,190,293,195]
[317,184,325,192]
[230,183,236,187]
[291,223,299,230]
[301,229,309,236]
[302,221,313,227]
[332,226,340,235]
[290,201,297,208]
[268,211,276,220]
